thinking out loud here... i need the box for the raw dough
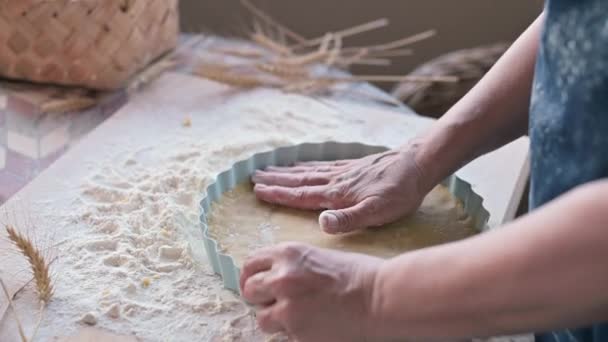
[207,182,477,265]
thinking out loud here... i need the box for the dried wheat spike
[5,225,53,304]
[41,97,97,114]
[196,64,268,88]
[277,50,330,66]
[251,32,292,56]
[256,62,307,78]
[211,47,267,59]
[241,0,307,44]
[283,79,337,94]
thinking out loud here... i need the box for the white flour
[57,142,291,341]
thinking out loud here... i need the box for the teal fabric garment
[529,0,608,341]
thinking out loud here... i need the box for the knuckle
[279,301,299,327]
[290,188,306,202]
[242,282,257,300]
[326,188,341,200]
[337,210,353,228]
[279,242,305,259]
[328,183,350,200]
[362,197,386,217]
[256,311,273,331]
[300,174,312,185]
[270,271,301,295]
[241,260,255,276]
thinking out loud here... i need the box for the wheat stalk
[277,50,330,66]
[195,3,447,97]
[5,225,53,305]
[345,58,392,66]
[211,46,267,59]
[241,0,307,44]
[40,96,97,114]
[196,64,275,88]
[256,63,307,78]
[325,74,459,83]
[0,278,27,342]
[251,32,292,56]
[342,29,436,54]
[282,79,338,94]
[292,18,389,50]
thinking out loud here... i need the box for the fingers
[252,170,330,187]
[265,165,335,173]
[256,305,285,334]
[319,197,384,234]
[240,251,274,291]
[263,160,350,174]
[242,271,276,305]
[295,160,351,167]
[254,184,334,210]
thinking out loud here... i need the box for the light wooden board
[0,72,529,339]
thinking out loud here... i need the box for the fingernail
[252,171,263,183]
[320,211,340,231]
[254,183,267,191]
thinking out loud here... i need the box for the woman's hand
[240,242,383,342]
[252,148,430,234]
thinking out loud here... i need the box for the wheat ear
[256,63,308,78]
[196,64,274,88]
[5,225,53,305]
[40,97,97,114]
[240,0,307,44]
[251,32,292,56]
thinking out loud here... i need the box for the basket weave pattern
[0,0,179,90]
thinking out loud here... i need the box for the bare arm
[412,13,543,191]
[370,180,608,339]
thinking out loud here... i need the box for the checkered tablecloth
[0,86,127,203]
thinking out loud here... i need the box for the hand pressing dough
[207,183,477,266]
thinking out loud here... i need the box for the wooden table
[0,37,529,341]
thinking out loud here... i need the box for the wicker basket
[393,43,510,117]
[0,0,179,90]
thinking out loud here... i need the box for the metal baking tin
[199,142,490,293]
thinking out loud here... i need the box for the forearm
[409,14,543,192]
[369,180,608,339]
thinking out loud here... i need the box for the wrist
[365,258,409,340]
[398,137,441,196]
[364,260,386,340]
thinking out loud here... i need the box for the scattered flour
[54,142,277,341]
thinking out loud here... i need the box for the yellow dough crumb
[142,277,152,288]
[182,117,192,127]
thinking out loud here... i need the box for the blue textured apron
[530,0,608,341]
